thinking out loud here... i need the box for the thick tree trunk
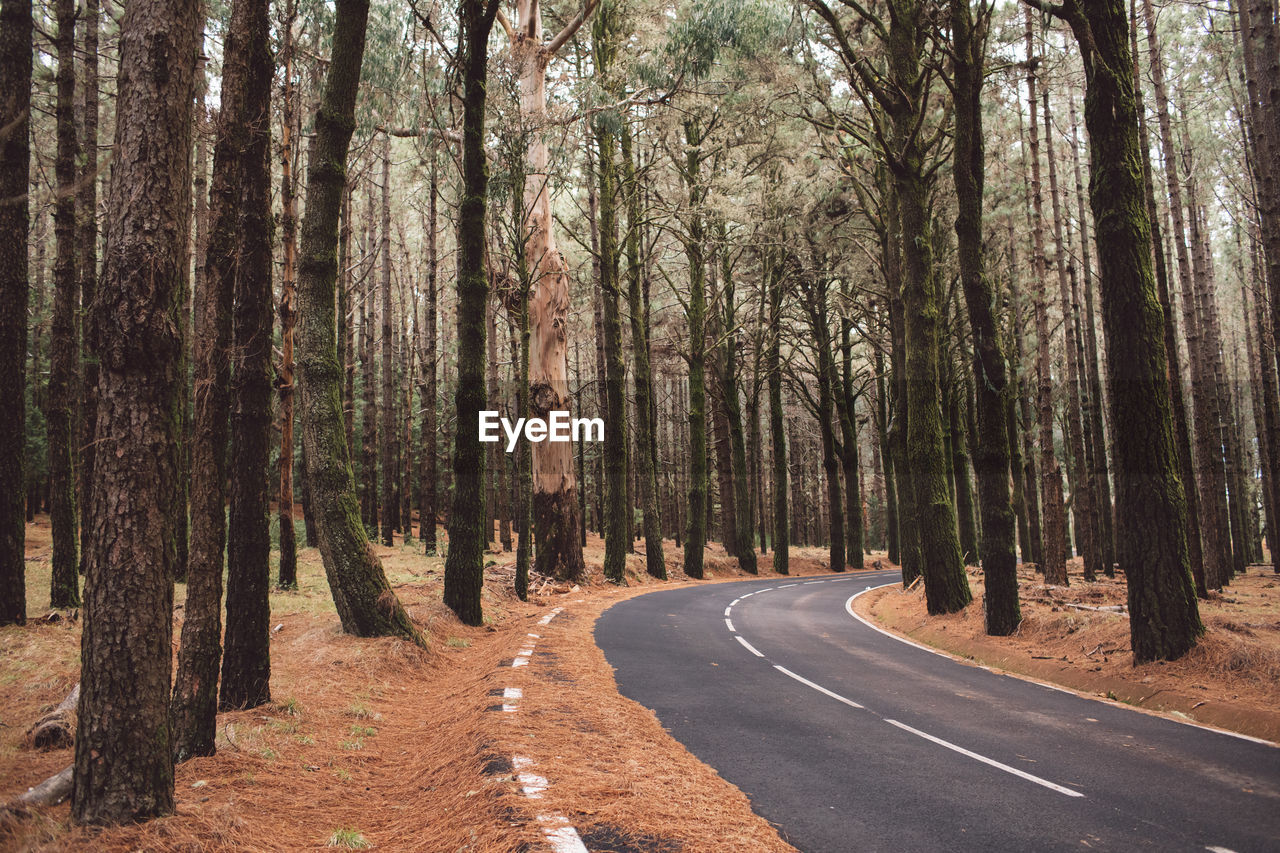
[221,0,273,712]
[0,0,32,627]
[514,1,587,581]
[1047,0,1203,661]
[296,0,420,643]
[443,0,500,624]
[48,0,79,609]
[72,0,198,823]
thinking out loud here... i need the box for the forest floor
[855,560,1280,744]
[0,514,855,852]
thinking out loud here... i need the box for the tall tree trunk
[72,0,198,822]
[171,0,251,761]
[48,0,79,609]
[360,189,378,531]
[875,341,899,563]
[341,184,355,456]
[1139,0,1221,593]
[0,0,32,627]
[722,239,758,572]
[622,125,665,579]
[221,0,273,712]
[277,0,299,588]
[379,135,396,546]
[803,272,845,574]
[592,19,629,584]
[681,118,709,580]
[443,0,500,624]
[1042,0,1203,661]
[76,0,100,579]
[837,322,863,568]
[1068,92,1115,574]
[1044,90,1100,582]
[513,0,591,581]
[767,255,789,575]
[420,161,438,555]
[296,0,420,643]
[1025,12,1067,585]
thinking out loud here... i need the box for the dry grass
[858,559,1280,742]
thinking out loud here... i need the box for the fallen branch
[25,683,78,751]
[2,764,73,815]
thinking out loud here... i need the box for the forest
[1,0,1278,842]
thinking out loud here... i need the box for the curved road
[595,571,1280,852]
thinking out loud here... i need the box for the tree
[443,0,503,625]
[379,134,397,547]
[221,0,274,712]
[277,0,299,589]
[420,158,440,556]
[296,0,421,643]
[951,0,1018,634]
[72,0,200,823]
[47,0,78,609]
[0,0,32,628]
[77,0,100,579]
[502,0,597,583]
[172,0,255,761]
[1024,0,1203,661]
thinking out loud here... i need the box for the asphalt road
[595,570,1280,852]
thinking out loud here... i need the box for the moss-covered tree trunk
[0,0,32,627]
[221,0,273,711]
[72,0,199,823]
[1033,0,1202,661]
[950,0,1018,627]
[442,0,499,624]
[48,0,79,609]
[296,0,420,644]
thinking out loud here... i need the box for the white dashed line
[735,635,765,657]
[883,719,1084,798]
[724,617,735,632]
[773,664,864,710]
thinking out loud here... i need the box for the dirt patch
[2,517,869,851]
[854,561,1280,744]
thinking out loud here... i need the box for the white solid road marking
[735,635,765,657]
[724,606,733,617]
[778,583,797,589]
[724,617,735,632]
[773,665,864,710]
[504,687,523,699]
[513,656,529,668]
[883,719,1084,798]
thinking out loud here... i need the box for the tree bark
[48,0,79,609]
[76,0,100,579]
[379,135,396,547]
[277,0,298,588]
[1039,0,1203,662]
[72,0,199,823]
[1025,12,1067,585]
[221,0,273,712]
[296,0,420,643]
[442,0,500,624]
[681,117,709,580]
[0,0,32,627]
[420,161,438,556]
[513,0,588,581]
[767,254,789,575]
